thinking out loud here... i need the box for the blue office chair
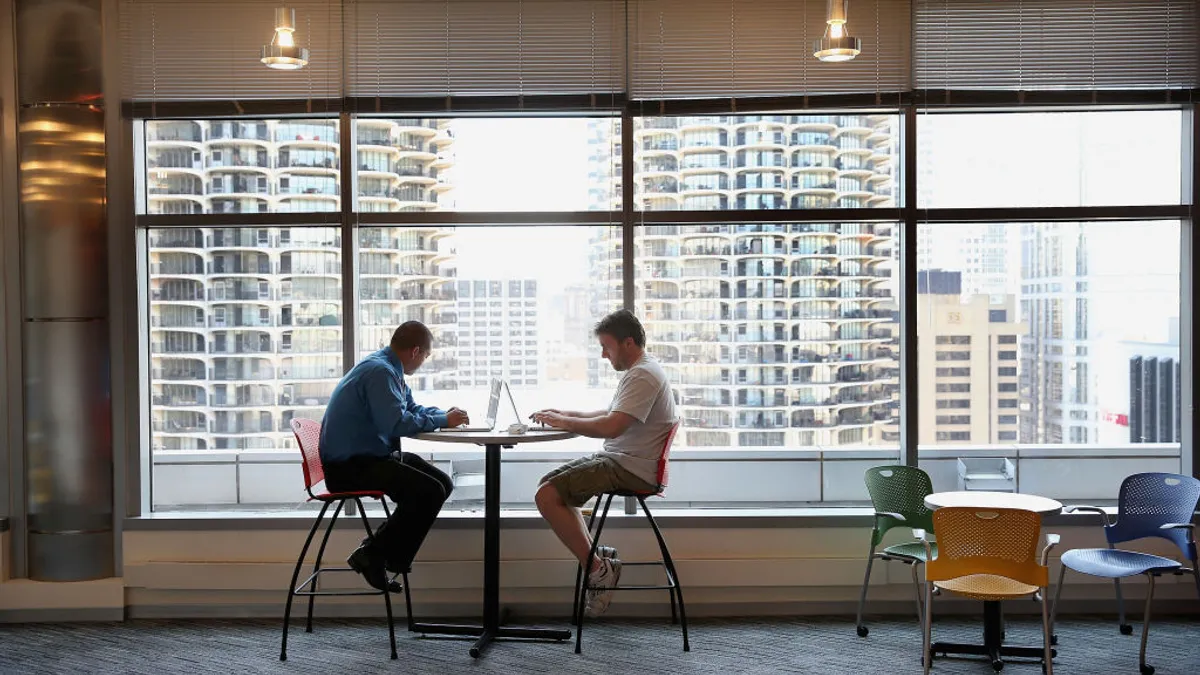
[1049,472,1200,675]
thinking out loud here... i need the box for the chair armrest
[1063,505,1114,527]
[875,511,906,522]
[913,528,934,562]
[1161,522,1196,543]
[1040,533,1061,566]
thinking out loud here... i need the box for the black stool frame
[280,495,412,660]
[571,491,690,654]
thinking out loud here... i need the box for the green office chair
[856,465,937,637]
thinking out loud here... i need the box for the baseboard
[117,598,1200,622]
[0,608,125,623]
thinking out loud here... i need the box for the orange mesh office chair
[917,507,1059,675]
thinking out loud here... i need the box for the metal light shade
[261,44,309,70]
[813,35,862,63]
[261,7,308,70]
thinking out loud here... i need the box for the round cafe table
[924,490,1063,516]
[922,491,1063,671]
[412,429,576,658]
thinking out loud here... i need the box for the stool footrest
[587,584,677,591]
[293,589,386,597]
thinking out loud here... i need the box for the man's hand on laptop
[446,408,469,428]
[530,410,566,429]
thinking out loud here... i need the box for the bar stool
[572,421,689,654]
[280,418,411,661]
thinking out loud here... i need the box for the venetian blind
[345,0,626,98]
[120,0,344,102]
[629,0,913,100]
[914,0,1200,91]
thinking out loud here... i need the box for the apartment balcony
[152,289,205,303]
[206,147,272,169]
[210,369,275,382]
[150,315,206,328]
[146,123,203,145]
[211,421,276,435]
[151,420,207,434]
[150,341,206,355]
[153,368,206,381]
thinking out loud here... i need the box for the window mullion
[339,112,357,375]
[901,105,919,468]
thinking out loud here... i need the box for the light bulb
[829,22,845,39]
[276,29,295,48]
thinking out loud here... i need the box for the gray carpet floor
[0,615,1196,674]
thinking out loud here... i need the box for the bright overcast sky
[446,117,601,286]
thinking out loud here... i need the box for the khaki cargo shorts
[540,454,658,507]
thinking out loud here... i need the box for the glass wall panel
[916,221,1182,501]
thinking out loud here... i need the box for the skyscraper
[147,119,457,453]
[588,115,900,448]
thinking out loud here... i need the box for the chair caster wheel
[991,659,1004,672]
[1120,624,1134,635]
[1050,634,1058,646]
[1139,665,1154,675]
[856,625,869,637]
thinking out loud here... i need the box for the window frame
[121,103,1197,520]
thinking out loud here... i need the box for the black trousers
[324,451,453,573]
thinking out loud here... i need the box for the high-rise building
[917,223,1016,297]
[1019,222,1179,444]
[588,115,900,448]
[147,119,457,453]
[1094,320,1182,445]
[917,271,1025,445]
[453,279,542,389]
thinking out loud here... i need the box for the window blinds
[914,0,1200,91]
[120,0,344,103]
[628,0,913,100]
[345,0,626,98]
[118,0,1198,107]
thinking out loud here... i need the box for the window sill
[121,506,1134,532]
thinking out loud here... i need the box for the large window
[138,105,1192,512]
[147,226,342,509]
[144,120,342,215]
[634,115,899,211]
[354,117,620,212]
[633,222,899,452]
[917,215,1182,500]
[918,110,1183,208]
[360,225,622,455]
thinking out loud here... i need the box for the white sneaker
[585,557,622,617]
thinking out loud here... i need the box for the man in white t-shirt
[531,310,678,617]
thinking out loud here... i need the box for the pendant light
[261,6,310,70]
[813,0,861,63]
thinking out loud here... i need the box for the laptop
[438,378,502,432]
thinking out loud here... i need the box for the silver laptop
[438,378,502,432]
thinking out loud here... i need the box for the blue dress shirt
[319,348,448,464]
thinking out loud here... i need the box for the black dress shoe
[347,546,390,592]
[387,575,404,594]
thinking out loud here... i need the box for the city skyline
[145,113,1183,463]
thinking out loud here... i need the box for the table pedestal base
[930,601,1054,671]
[410,621,571,658]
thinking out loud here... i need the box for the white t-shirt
[598,354,678,485]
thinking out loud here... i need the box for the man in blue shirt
[320,321,468,591]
